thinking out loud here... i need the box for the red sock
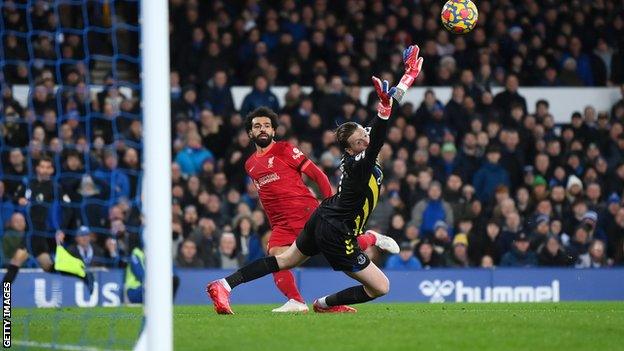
[357,232,377,250]
[272,270,304,303]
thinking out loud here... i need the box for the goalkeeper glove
[372,76,396,119]
[393,44,424,103]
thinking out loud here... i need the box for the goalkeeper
[207,45,423,314]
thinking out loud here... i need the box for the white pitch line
[13,340,128,351]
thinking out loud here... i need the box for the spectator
[174,132,215,176]
[493,74,527,122]
[201,70,235,117]
[203,194,230,228]
[444,85,469,137]
[175,239,204,268]
[455,133,481,184]
[222,131,250,193]
[198,109,227,160]
[2,213,26,266]
[422,102,446,144]
[413,89,442,130]
[172,85,200,121]
[190,218,220,268]
[473,144,511,204]
[415,239,445,269]
[566,225,592,262]
[500,232,538,267]
[561,37,595,86]
[530,214,551,251]
[480,255,494,268]
[3,148,28,198]
[438,143,458,181]
[240,75,279,117]
[93,150,130,203]
[447,233,471,268]
[443,174,467,221]
[385,242,422,270]
[606,207,624,259]
[67,226,109,267]
[576,239,609,268]
[500,129,524,189]
[217,232,244,269]
[182,205,199,238]
[409,181,453,237]
[469,220,504,265]
[120,148,141,200]
[233,215,263,263]
[92,102,118,145]
[559,58,585,86]
[431,221,453,256]
[580,210,608,244]
[538,235,573,267]
[0,182,15,228]
[550,185,571,222]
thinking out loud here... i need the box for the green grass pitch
[13,302,624,351]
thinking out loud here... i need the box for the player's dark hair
[335,122,359,152]
[244,107,279,133]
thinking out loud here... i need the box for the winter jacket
[500,248,538,267]
[473,162,511,203]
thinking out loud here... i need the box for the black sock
[325,285,375,306]
[225,256,280,289]
[2,264,20,284]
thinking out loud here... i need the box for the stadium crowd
[2,0,624,271]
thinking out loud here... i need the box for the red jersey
[245,141,319,229]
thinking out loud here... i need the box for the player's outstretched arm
[357,76,396,167]
[392,44,424,103]
[361,46,423,166]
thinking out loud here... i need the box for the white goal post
[137,0,173,350]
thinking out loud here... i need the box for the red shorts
[266,204,317,250]
[267,224,304,250]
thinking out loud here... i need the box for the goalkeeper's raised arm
[345,44,424,171]
[392,44,424,103]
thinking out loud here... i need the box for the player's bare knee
[275,253,296,270]
[379,276,390,296]
[368,276,390,297]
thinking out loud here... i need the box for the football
[441,0,479,34]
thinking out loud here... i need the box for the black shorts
[296,211,370,272]
[19,234,55,258]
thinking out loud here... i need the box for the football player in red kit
[244,106,399,312]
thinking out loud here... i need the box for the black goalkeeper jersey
[318,116,388,236]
